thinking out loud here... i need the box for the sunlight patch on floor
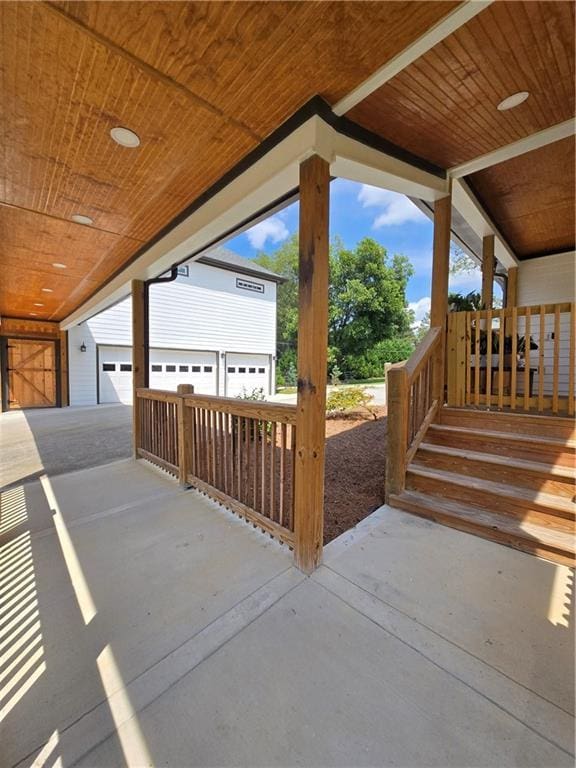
[40,475,97,624]
[97,645,153,767]
[547,564,573,628]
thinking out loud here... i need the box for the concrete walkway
[1,460,573,767]
[271,382,387,406]
[0,405,132,489]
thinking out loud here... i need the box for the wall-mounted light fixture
[80,342,87,353]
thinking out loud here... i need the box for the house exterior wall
[68,261,277,406]
[517,252,575,306]
[515,252,575,397]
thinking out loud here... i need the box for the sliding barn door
[6,338,57,409]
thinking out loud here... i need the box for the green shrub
[325,386,374,417]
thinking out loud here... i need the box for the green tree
[254,234,414,381]
[329,237,413,363]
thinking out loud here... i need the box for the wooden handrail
[182,393,297,424]
[404,326,442,382]
[386,327,443,498]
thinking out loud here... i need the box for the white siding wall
[68,261,277,406]
[517,252,575,306]
[515,253,575,398]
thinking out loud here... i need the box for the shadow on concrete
[0,405,133,491]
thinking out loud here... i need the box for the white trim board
[333,1,493,116]
[449,120,576,178]
[452,179,518,268]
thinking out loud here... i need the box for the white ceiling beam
[449,119,575,178]
[452,178,517,269]
[330,131,448,202]
[333,1,493,116]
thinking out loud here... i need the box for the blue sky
[227,178,494,324]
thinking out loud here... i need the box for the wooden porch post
[506,266,518,308]
[481,234,495,309]
[430,193,452,403]
[132,279,146,456]
[293,154,330,574]
[176,383,194,487]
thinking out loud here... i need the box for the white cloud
[408,296,431,323]
[245,216,289,250]
[357,185,427,228]
[449,266,482,293]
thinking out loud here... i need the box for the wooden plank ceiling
[468,138,575,259]
[347,0,576,260]
[0,0,456,321]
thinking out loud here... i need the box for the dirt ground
[323,407,387,543]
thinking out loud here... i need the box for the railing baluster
[474,310,480,406]
[511,308,517,410]
[538,306,545,412]
[524,307,531,411]
[486,309,492,407]
[553,305,560,414]
[498,309,504,410]
[569,303,575,417]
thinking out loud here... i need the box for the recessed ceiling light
[42,288,53,293]
[33,303,44,307]
[71,214,94,225]
[497,91,529,111]
[52,263,67,269]
[110,126,141,148]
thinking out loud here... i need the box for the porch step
[388,490,576,567]
[405,465,576,530]
[413,443,576,500]
[426,424,576,467]
[438,407,576,441]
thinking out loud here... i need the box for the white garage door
[149,349,217,395]
[226,353,270,397]
[99,346,218,404]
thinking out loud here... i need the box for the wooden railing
[386,327,443,497]
[135,388,181,477]
[447,302,575,415]
[135,387,297,549]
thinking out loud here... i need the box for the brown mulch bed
[323,406,388,544]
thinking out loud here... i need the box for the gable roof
[194,246,286,284]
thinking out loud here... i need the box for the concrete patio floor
[1,459,573,767]
[0,405,132,490]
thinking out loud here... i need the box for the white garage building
[67,248,283,405]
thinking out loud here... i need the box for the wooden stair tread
[417,442,576,481]
[441,407,575,430]
[428,423,576,449]
[389,490,576,556]
[406,465,576,516]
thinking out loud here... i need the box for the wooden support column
[177,383,194,487]
[293,154,330,574]
[506,266,518,308]
[430,193,452,403]
[132,279,146,456]
[385,366,408,498]
[481,234,495,309]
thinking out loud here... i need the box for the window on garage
[102,363,115,371]
[227,367,236,373]
[258,367,265,373]
[166,365,176,372]
[238,367,246,373]
[249,367,256,373]
[120,363,132,372]
[204,366,213,372]
[151,364,162,372]
[179,365,189,372]
[191,365,201,372]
